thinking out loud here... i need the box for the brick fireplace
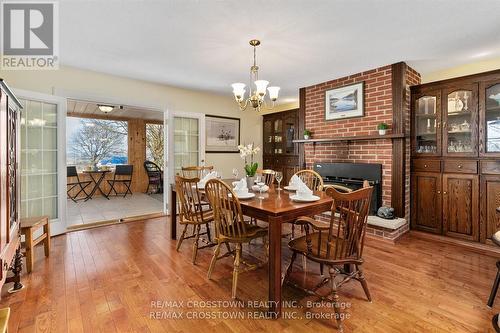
[298,62,421,241]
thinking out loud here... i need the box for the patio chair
[107,165,134,198]
[144,160,163,194]
[67,166,91,202]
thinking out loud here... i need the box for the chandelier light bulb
[267,86,280,101]
[231,83,246,100]
[254,80,269,96]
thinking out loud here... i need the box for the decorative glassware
[275,171,283,191]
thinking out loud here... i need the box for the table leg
[268,216,282,318]
[170,185,177,240]
[84,174,99,201]
[94,173,109,199]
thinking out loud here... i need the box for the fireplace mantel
[293,133,405,144]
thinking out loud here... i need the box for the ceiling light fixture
[98,104,114,113]
[231,39,280,112]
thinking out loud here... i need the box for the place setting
[287,175,320,202]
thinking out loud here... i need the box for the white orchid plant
[238,143,260,177]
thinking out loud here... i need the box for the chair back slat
[205,179,246,239]
[115,164,133,177]
[257,169,275,186]
[182,166,214,179]
[293,169,324,191]
[323,185,373,261]
[144,161,162,176]
[175,176,207,224]
[67,166,78,178]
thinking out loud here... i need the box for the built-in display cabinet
[262,109,300,184]
[0,79,23,295]
[411,69,500,245]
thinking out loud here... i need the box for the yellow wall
[1,66,263,178]
[422,57,500,83]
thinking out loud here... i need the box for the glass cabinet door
[273,118,283,154]
[443,85,478,156]
[283,112,297,155]
[413,92,441,156]
[482,82,500,154]
[263,119,273,155]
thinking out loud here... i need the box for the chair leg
[207,242,221,280]
[356,264,372,302]
[320,264,324,276]
[192,225,201,264]
[302,255,307,273]
[488,261,500,308]
[284,252,297,285]
[291,224,295,239]
[329,267,344,333]
[231,243,242,299]
[176,224,188,252]
[205,224,212,243]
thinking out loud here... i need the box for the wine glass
[275,171,283,191]
[232,168,239,179]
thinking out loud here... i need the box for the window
[20,99,59,219]
[66,117,128,169]
[146,123,164,168]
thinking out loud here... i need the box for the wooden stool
[20,216,50,274]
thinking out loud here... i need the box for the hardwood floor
[0,217,498,332]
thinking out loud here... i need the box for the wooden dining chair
[66,166,91,202]
[284,184,373,333]
[290,169,325,238]
[204,179,268,299]
[181,165,214,178]
[293,169,324,191]
[175,176,215,264]
[257,169,275,186]
[323,184,353,193]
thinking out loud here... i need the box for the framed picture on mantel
[205,115,240,153]
[325,82,364,120]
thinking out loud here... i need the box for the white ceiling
[60,0,500,103]
[67,99,164,121]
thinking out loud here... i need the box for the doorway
[65,99,166,227]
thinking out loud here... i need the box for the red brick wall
[303,64,421,215]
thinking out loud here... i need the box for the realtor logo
[1,1,59,70]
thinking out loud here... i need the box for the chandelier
[231,39,280,112]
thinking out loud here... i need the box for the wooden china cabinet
[0,79,23,295]
[262,109,301,184]
[410,69,500,245]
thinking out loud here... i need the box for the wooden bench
[20,216,50,274]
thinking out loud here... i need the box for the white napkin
[197,171,217,187]
[295,178,313,198]
[233,178,248,194]
[289,175,300,188]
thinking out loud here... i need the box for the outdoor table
[82,169,111,201]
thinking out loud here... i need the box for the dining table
[170,179,333,318]
[82,169,111,201]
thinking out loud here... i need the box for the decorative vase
[378,129,387,135]
[246,176,255,189]
[304,135,310,140]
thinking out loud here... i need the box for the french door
[164,111,205,213]
[13,89,67,235]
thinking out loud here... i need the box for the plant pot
[304,135,310,140]
[246,176,255,189]
[378,129,387,135]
